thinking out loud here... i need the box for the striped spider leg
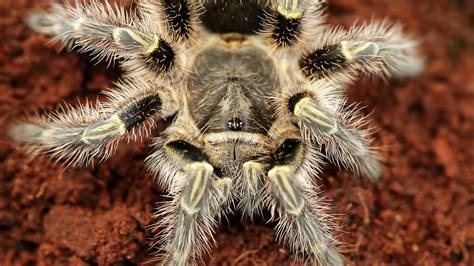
[299,19,424,83]
[146,127,233,265]
[25,0,189,81]
[12,0,202,166]
[277,79,382,181]
[9,79,177,167]
[241,120,344,265]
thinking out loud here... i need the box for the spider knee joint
[341,41,380,63]
[289,94,338,134]
[268,165,305,216]
[274,0,305,19]
[81,114,126,145]
[181,161,214,216]
[112,27,151,51]
[242,161,265,196]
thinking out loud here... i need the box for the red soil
[1,0,473,265]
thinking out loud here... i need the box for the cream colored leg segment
[275,0,305,19]
[180,162,214,215]
[9,85,164,167]
[268,165,305,216]
[267,164,343,265]
[156,161,233,265]
[291,95,381,180]
[261,138,343,265]
[293,97,338,135]
[239,160,266,218]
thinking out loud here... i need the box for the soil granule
[0,0,473,265]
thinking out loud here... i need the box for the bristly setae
[10,0,423,265]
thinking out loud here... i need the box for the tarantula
[10,0,423,264]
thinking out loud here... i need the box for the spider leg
[147,139,232,264]
[138,0,198,40]
[238,159,266,218]
[25,1,179,73]
[300,20,424,81]
[263,0,326,48]
[280,81,382,180]
[263,138,343,265]
[9,79,177,167]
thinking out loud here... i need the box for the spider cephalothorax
[11,0,423,264]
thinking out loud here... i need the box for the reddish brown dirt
[1,0,473,265]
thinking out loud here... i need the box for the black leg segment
[163,0,193,39]
[271,12,302,47]
[299,44,347,79]
[143,38,176,73]
[118,93,162,131]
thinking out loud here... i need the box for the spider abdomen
[199,0,272,34]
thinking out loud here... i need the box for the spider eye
[227,117,244,131]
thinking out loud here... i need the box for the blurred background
[0,0,473,265]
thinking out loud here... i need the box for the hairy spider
[10,0,423,264]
